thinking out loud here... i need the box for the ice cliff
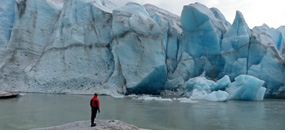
[0,0,285,99]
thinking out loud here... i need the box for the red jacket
[90,96,100,110]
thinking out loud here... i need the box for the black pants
[91,108,97,125]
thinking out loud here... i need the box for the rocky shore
[33,120,140,130]
[0,91,19,99]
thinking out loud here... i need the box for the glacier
[0,0,285,100]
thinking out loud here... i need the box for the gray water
[0,93,285,130]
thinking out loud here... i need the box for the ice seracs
[180,3,225,58]
[111,2,167,94]
[220,11,251,80]
[0,1,284,99]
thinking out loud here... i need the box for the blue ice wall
[0,1,284,98]
[0,0,15,46]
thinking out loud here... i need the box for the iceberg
[227,75,266,101]
[185,75,231,92]
[205,90,229,102]
[190,89,229,102]
[184,75,230,102]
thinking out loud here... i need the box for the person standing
[90,92,100,127]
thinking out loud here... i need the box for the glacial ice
[0,0,15,46]
[180,3,224,58]
[214,75,231,91]
[185,76,215,93]
[205,90,229,102]
[184,75,230,102]
[247,24,285,98]
[144,4,182,73]
[111,2,167,94]
[221,11,251,52]
[185,75,231,92]
[0,0,285,99]
[227,75,266,101]
[220,11,251,81]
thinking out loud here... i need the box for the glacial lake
[0,93,285,130]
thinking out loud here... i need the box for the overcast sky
[110,0,286,29]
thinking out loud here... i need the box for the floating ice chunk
[173,98,198,103]
[205,90,229,102]
[110,94,125,99]
[127,94,138,98]
[133,95,173,102]
[255,87,266,101]
[175,97,198,103]
[227,75,266,101]
[185,75,231,95]
[19,93,26,96]
[190,89,229,102]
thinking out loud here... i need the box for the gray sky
[110,0,286,29]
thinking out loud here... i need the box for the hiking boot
[91,123,96,127]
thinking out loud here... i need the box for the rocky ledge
[0,91,19,99]
[33,120,140,130]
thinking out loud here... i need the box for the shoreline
[0,91,19,99]
[32,119,142,130]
